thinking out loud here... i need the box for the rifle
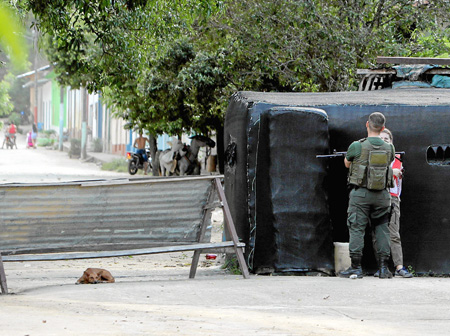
[316,150,405,159]
[316,150,346,158]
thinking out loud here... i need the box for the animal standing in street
[177,135,216,176]
[76,268,115,284]
[159,139,184,176]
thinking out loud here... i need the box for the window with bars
[427,145,450,165]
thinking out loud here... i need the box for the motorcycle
[126,148,152,175]
[3,134,16,149]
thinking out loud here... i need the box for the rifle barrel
[316,151,405,158]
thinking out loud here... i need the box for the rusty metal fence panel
[0,177,216,254]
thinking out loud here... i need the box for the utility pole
[81,87,87,159]
[58,86,64,151]
[33,27,38,125]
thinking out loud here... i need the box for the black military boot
[339,256,363,278]
[378,258,393,279]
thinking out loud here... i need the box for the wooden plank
[357,68,450,75]
[0,255,8,294]
[196,247,241,254]
[358,75,367,91]
[80,175,224,187]
[377,56,450,66]
[0,242,211,256]
[0,175,224,188]
[1,241,244,262]
[190,180,217,278]
[364,75,374,91]
[214,177,250,279]
[203,201,222,210]
[425,69,450,74]
[357,69,396,75]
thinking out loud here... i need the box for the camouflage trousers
[347,187,391,259]
[372,196,403,266]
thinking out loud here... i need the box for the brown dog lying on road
[76,268,115,284]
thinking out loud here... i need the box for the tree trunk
[81,88,88,160]
[149,133,159,176]
[216,125,224,174]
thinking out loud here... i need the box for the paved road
[0,130,130,184]
[1,128,450,335]
[1,258,450,336]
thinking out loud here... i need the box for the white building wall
[41,80,52,131]
[109,115,128,156]
[34,79,130,156]
[66,88,82,139]
[88,92,99,139]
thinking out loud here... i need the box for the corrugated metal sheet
[0,176,217,254]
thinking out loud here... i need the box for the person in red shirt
[374,128,413,278]
[2,122,17,149]
[8,122,17,149]
[8,122,16,135]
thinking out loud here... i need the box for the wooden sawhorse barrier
[0,176,249,294]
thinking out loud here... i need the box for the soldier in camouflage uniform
[340,112,395,279]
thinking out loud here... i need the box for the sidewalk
[60,140,125,165]
[86,150,125,165]
[3,120,124,166]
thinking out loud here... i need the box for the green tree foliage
[6,73,30,115]
[0,2,28,71]
[19,0,450,136]
[31,1,150,90]
[411,31,450,58]
[24,0,226,135]
[204,0,450,92]
[0,78,13,117]
[136,38,228,135]
[0,2,28,119]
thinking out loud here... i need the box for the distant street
[0,130,130,184]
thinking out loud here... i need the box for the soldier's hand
[393,168,402,178]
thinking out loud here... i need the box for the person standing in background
[133,131,149,175]
[373,128,413,278]
[31,123,38,148]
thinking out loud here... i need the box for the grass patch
[101,158,128,173]
[37,137,55,147]
[92,137,103,152]
[102,158,154,175]
[69,138,81,157]
[221,255,242,275]
[37,129,58,147]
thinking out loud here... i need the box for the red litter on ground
[206,254,217,260]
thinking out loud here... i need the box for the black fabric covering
[224,96,333,274]
[224,90,450,274]
[252,108,332,274]
[324,104,450,273]
[223,93,252,243]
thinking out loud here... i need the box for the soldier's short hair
[368,112,385,132]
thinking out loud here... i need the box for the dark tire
[128,159,138,175]
[192,164,201,175]
[145,161,152,175]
